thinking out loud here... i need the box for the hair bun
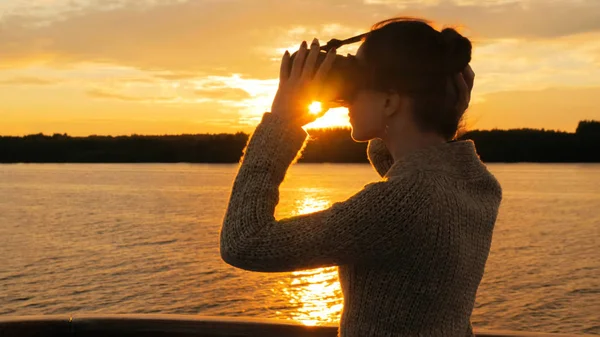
[440,28,471,73]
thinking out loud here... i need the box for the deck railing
[0,315,591,337]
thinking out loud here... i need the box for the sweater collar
[384,140,487,179]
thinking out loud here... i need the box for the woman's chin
[350,128,371,142]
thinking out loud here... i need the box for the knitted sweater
[220,112,502,337]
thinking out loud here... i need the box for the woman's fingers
[454,73,469,112]
[290,41,308,80]
[463,65,474,108]
[279,50,290,86]
[301,38,320,81]
[463,65,475,91]
[313,48,336,94]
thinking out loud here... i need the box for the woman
[220,18,502,337]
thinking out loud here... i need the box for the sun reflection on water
[276,193,344,326]
[282,267,343,326]
[293,194,331,216]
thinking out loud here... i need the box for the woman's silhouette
[220,18,502,337]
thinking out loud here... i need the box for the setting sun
[308,101,322,115]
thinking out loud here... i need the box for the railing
[0,315,591,337]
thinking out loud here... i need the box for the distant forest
[1,120,599,163]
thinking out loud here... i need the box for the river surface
[0,163,598,335]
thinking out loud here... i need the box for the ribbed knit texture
[220,112,502,337]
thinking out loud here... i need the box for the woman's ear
[382,92,402,118]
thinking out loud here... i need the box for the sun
[308,101,322,115]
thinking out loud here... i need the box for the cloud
[84,74,259,108]
[1,0,600,79]
[194,87,252,101]
[2,0,358,78]
[86,88,177,102]
[0,76,59,85]
[470,32,600,95]
[153,72,203,81]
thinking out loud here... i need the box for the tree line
[1,120,599,163]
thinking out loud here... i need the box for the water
[0,163,598,335]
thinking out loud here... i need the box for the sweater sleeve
[367,138,395,178]
[219,112,428,272]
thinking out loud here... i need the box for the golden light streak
[304,107,351,129]
[276,194,343,326]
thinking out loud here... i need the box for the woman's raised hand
[455,65,475,113]
[270,38,337,126]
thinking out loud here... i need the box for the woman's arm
[367,139,394,178]
[219,112,429,272]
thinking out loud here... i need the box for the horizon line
[1,124,596,138]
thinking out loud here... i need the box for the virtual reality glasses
[288,32,370,106]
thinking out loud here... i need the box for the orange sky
[1,0,600,136]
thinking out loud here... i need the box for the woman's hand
[455,65,475,113]
[271,38,337,126]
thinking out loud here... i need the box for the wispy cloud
[2,0,599,77]
[471,32,600,94]
[86,88,177,102]
[469,86,600,132]
[0,76,59,85]
[194,88,252,101]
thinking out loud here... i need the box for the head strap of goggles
[319,32,370,52]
